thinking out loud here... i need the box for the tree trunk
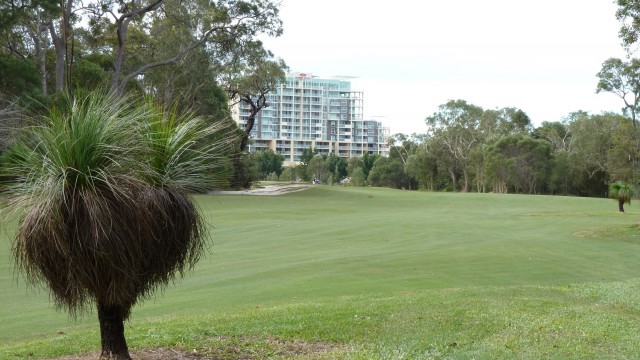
[240,114,255,152]
[112,17,129,95]
[46,0,73,92]
[239,94,265,152]
[48,20,65,91]
[619,199,625,212]
[230,112,256,189]
[449,169,457,191]
[38,38,47,94]
[231,95,265,189]
[29,20,48,94]
[463,168,470,192]
[97,303,131,360]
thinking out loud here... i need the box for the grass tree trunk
[98,303,131,360]
[619,199,625,212]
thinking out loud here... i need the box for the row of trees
[0,0,286,99]
[0,0,288,188]
[392,104,635,196]
[272,102,634,198]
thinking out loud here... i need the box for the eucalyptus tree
[1,0,285,96]
[252,149,284,179]
[616,0,640,48]
[0,0,55,33]
[143,45,232,120]
[0,0,59,94]
[387,133,423,164]
[300,146,317,167]
[607,116,640,183]
[361,152,380,180]
[596,58,640,127]
[346,153,381,187]
[225,54,287,151]
[326,153,348,184]
[347,168,365,186]
[347,156,363,176]
[495,107,532,135]
[0,0,73,91]
[0,55,41,97]
[306,155,331,183]
[102,0,284,96]
[405,145,439,191]
[568,112,639,195]
[2,92,237,359]
[567,112,619,180]
[426,100,484,192]
[428,135,459,190]
[367,156,409,189]
[484,134,552,194]
[215,39,287,188]
[532,121,573,152]
[532,120,579,195]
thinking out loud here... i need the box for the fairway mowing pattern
[2,186,640,359]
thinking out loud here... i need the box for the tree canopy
[596,57,640,126]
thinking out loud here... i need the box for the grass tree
[2,92,236,359]
[609,181,635,212]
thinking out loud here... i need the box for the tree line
[262,102,634,198]
[0,0,287,189]
[391,103,634,196]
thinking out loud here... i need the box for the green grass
[2,187,640,358]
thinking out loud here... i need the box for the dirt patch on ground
[56,349,202,360]
[54,337,346,360]
[209,183,314,196]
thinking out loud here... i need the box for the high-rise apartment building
[232,72,389,165]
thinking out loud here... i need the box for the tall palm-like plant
[2,93,237,359]
[609,181,635,212]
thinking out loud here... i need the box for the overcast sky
[260,0,629,135]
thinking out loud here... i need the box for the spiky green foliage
[144,105,237,191]
[609,180,635,212]
[3,94,150,316]
[1,92,236,319]
[609,180,635,203]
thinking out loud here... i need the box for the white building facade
[232,72,389,165]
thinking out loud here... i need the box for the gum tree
[426,100,484,192]
[596,57,640,127]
